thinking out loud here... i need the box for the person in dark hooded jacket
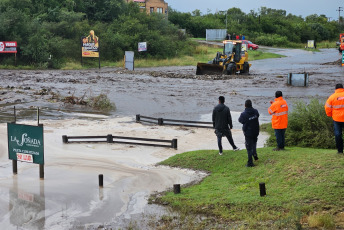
[212,96,240,155]
[239,99,260,167]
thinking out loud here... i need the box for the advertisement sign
[138,42,147,52]
[7,123,44,165]
[82,30,99,58]
[0,41,17,53]
[134,0,146,8]
[307,40,314,48]
[342,52,344,66]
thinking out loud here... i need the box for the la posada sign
[7,123,44,164]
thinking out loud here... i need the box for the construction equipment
[339,33,344,52]
[196,40,251,75]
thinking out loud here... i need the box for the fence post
[158,118,164,126]
[136,114,140,123]
[107,134,113,143]
[172,139,178,149]
[62,135,68,143]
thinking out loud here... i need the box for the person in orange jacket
[325,83,344,154]
[268,91,288,151]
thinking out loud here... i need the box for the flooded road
[0,47,342,229]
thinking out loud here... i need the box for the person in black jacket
[238,100,260,167]
[212,96,240,155]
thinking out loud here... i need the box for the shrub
[263,99,335,149]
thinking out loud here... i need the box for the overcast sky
[167,0,344,21]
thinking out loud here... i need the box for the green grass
[155,147,344,229]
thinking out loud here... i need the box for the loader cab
[224,41,242,63]
[223,41,235,55]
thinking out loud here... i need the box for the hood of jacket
[214,103,226,112]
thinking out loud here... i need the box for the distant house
[126,0,168,15]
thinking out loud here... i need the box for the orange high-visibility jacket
[268,97,288,129]
[325,88,344,122]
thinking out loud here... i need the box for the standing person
[213,96,240,155]
[239,100,260,167]
[242,35,245,40]
[268,91,288,151]
[325,84,344,154]
[225,33,229,40]
[236,34,239,40]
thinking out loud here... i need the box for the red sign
[16,153,33,163]
[0,41,17,53]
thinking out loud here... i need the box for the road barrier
[136,114,213,129]
[62,134,177,149]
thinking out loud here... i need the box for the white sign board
[138,42,147,52]
[16,153,33,163]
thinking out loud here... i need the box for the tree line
[0,0,192,67]
[168,7,343,47]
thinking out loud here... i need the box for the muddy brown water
[0,47,342,229]
[0,47,341,124]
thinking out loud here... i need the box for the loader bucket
[196,63,224,75]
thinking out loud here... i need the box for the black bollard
[158,118,164,126]
[259,183,266,197]
[99,174,103,187]
[136,114,140,123]
[173,184,181,194]
[62,135,68,143]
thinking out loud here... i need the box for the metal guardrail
[62,134,177,149]
[136,114,213,129]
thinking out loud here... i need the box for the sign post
[0,41,17,65]
[7,107,44,178]
[81,30,100,69]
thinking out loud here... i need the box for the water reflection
[9,179,45,229]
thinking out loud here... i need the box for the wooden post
[13,106,16,123]
[173,184,181,194]
[259,183,266,197]
[39,164,44,179]
[107,134,113,143]
[172,139,178,149]
[62,135,68,143]
[37,107,40,126]
[136,114,141,122]
[12,160,17,174]
[99,174,103,187]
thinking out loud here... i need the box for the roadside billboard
[307,40,314,48]
[138,42,147,52]
[134,0,146,8]
[0,41,17,53]
[7,123,44,165]
[82,30,99,58]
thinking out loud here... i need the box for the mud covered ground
[0,47,343,229]
[0,47,342,123]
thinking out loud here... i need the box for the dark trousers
[245,136,258,166]
[216,129,237,153]
[274,129,286,149]
[333,121,344,153]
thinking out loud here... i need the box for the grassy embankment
[154,147,344,229]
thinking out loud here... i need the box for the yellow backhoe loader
[196,40,251,75]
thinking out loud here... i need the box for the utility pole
[219,10,227,29]
[337,7,343,23]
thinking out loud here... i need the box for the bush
[263,99,335,149]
